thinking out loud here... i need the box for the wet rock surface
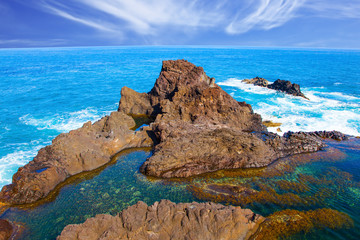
[242,77,308,99]
[58,200,264,240]
[0,112,154,204]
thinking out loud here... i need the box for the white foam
[218,78,278,95]
[0,144,45,186]
[20,107,111,133]
[220,78,360,137]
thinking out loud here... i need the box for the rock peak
[149,59,211,100]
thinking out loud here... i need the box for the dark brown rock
[242,77,308,99]
[115,60,329,178]
[0,112,154,205]
[58,200,264,240]
[268,79,308,99]
[119,60,265,132]
[140,121,325,178]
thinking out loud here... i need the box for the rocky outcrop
[140,123,325,178]
[268,79,308,99]
[58,200,264,240]
[119,60,264,132]
[116,60,326,178]
[0,112,154,205]
[242,77,308,99]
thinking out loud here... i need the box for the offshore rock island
[0,60,352,239]
[242,76,309,99]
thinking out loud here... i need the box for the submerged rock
[58,200,264,240]
[0,112,154,205]
[242,77,308,99]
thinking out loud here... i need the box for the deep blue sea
[0,46,360,239]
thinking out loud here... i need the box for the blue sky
[1,0,360,48]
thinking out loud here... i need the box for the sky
[0,0,360,48]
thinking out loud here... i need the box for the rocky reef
[58,200,263,240]
[242,76,308,99]
[0,60,347,206]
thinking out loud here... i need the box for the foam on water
[0,107,112,186]
[219,78,360,137]
[19,107,111,132]
[0,144,45,186]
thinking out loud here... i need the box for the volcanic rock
[119,59,265,132]
[57,200,264,240]
[242,77,308,99]
[268,79,308,99]
[140,122,325,178]
[0,112,154,204]
[116,60,326,178]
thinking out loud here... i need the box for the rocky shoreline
[0,60,352,239]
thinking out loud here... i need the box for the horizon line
[1,44,360,51]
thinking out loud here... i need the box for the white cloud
[35,0,360,38]
[226,0,307,34]
[303,0,360,19]
[40,0,116,32]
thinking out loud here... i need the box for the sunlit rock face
[119,60,328,178]
[58,200,264,240]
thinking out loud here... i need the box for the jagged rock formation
[0,112,154,204]
[118,60,325,178]
[58,200,264,240]
[242,77,308,99]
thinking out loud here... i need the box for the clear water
[0,46,359,239]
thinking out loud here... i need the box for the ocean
[0,46,360,239]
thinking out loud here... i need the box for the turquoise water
[0,47,360,239]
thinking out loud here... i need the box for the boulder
[57,200,264,240]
